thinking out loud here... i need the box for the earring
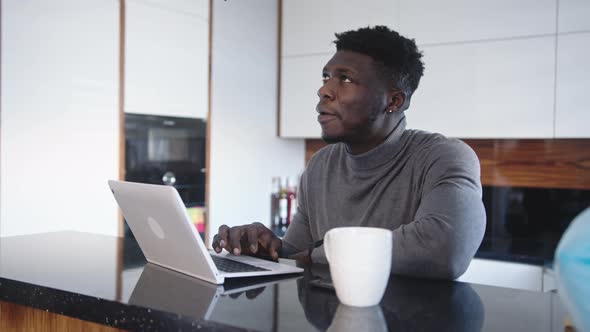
[387,109,394,113]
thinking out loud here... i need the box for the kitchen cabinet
[406,36,555,138]
[396,0,555,45]
[558,0,590,33]
[457,258,544,292]
[554,32,590,138]
[124,0,209,119]
[543,266,557,292]
[460,259,558,293]
[280,0,590,138]
[281,0,399,57]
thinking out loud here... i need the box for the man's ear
[387,90,408,112]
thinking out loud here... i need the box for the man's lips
[318,113,337,124]
[317,107,338,124]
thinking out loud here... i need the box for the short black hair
[334,26,424,98]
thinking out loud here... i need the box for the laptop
[129,262,301,326]
[108,180,303,284]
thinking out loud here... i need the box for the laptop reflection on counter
[129,263,301,328]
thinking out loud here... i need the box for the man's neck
[345,115,405,155]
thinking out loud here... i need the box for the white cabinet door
[559,0,590,33]
[555,32,590,138]
[281,0,560,139]
[280,54,332,138]
[398,0,555,45]
[0,0,120,236]
[458,258,543,292]
[125,0,209,119]
[542,267,557,292]
[407,36,555,138]
[282,0,400,57]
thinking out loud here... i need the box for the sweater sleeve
[391,140,486,279]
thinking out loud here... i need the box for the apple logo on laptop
[147,216,165,239]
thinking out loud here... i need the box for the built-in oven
[124,113,206,237]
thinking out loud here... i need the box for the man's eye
[341,75,352,83]
[322,74,330,82]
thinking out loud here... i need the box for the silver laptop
[108,180,303,284]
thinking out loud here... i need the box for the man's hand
[212,222,282,261]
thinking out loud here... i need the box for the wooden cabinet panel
[0,302,123,332]
[307,138,590,189]
[463,139,590,190]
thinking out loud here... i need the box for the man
[212,26,486,279]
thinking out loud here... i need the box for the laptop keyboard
[210,255,270,273]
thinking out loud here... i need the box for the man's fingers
[257,230,273,250]
[215,222,276,257]
[218,225,230,250]
[246,226,259,254]
[268,237,281,261]
[258,230,281,261]
[212,234,222,253]
[228,226,246,255]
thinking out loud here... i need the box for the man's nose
[317,81,334,101]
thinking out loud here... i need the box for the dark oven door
[125,113,206,206]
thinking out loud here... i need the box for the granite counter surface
[0,232,569,331]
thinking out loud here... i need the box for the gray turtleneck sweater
[282,117,486,279]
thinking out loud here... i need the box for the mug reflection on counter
[327,304,387,332]
[297,265,485,332]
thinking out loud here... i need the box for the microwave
[125,113,206,206]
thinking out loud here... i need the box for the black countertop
[0,232,569,331]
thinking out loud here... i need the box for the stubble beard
[320,108,381,145]
[321,131,343,144]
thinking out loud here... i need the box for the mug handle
[324,230,331,263]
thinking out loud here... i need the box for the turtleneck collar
[343,116,407,171]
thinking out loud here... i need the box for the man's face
[316,51,389,144]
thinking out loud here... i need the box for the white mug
[324,227,392,307]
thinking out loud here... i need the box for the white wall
[208,0,305,245]
[0,0,120,236]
